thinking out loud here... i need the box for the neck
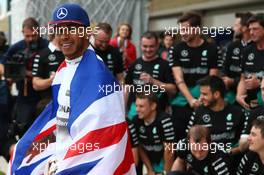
[187,36,204,48]
[144,110,157,125]
[256,38,264,50]
[210,99,225,112]
[142,55,157,62]
[242,33,251,43]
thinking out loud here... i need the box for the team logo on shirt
[139,126,145,134]
[202,50,208,57]
[48,54,56,61]
[135,64,142,70]
[226,113,232,121]
[186,154,193,163]
[152,127,157,134]
[57,7,68,19]
[257,115,264,120]
[154,64,160,70]
[202,114,211,123]
[181,50,188,57]
[107,54,112,60]
[252,163,259,172]
[203,166,209,173]
[248,53,255,61]
[233,48,240,55]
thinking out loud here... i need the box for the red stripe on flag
[34,125,56,142]
[114,130,135,175]
[57,60,66,72]
[64,121,127,159]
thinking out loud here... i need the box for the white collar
[48,42,58,52]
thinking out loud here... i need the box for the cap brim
[48,20,86,26]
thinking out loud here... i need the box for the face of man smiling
[55,23,89,60]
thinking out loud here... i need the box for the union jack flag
[8,46,136,175]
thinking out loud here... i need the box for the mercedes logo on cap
[57,7,68,19]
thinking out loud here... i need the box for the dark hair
[188,125,211,143]
[96,22,113,35]
[252,116,264,138]
[247,13,264,28]
[197,75,226,98]
[235,12,254,27]
[117,23,132,39]
[136,91,158,104]
[0,31,7,45]
[178,11,202,27]
[22,17,39,29]
[141,31,158,43]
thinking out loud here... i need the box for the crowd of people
[0,6,264,175]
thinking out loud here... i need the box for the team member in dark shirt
[128,92,175,174]
[222,12,253,104]
[2,17,48,137]
[237,13,264,110]
[236,117,264,175]
[171,12,220,140]
[169,125,232,175]
[92,22,124,83]
[125,32,176,120]
[187,76,245,151]
[32,34,65,114]
[158,33,175,63]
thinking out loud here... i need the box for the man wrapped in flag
[9,3,136,175]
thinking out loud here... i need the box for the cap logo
[57,7,68,19]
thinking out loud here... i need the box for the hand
[190,98,202,109]
[0,63,4,76]
[140,72,153,84]
[236,94,250,109]
[222,76,234,89]
[245,74,260,90]
[147,170,156,175]
[239,135,249,152]
[49,72,56,82]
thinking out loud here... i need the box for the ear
[150,102,157,111]
[214,91,221,99]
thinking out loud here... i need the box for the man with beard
[1,17,48,137]
[222,12,253,104]
[186,76,245,153]
[170,12,220,140]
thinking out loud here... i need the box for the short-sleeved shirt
[236,150,264,175]
[128,112,175,163]
[172,41,220,87]
[241,43,264,106]
[32,43,65,98]
[222,41,251,92]
[125,57,174,113]
[176,138,232,175]
[187,104,245,147]
[244,106,264,134]
[94,45,124,77]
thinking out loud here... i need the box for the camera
[4,52,27,81]
[4,43,38,81]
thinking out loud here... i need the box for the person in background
[92,22,125,84]
[110,23,137,70]
[169,125,232,175]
